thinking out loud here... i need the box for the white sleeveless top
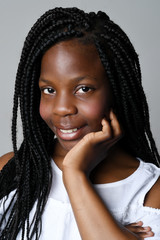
[1,158,160,239]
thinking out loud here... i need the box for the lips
[56,125,86,141]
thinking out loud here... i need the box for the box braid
[0,7,159,240]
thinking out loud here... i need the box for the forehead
[43,39,98,58]
[40,39,106,79]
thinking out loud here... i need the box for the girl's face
[39,39,112,155]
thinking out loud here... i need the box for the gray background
[0,0,160,156]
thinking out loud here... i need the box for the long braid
[93,15,160,164]
[0,7,159,239]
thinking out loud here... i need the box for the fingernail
[146,231,154,236]
[144,226,150,230]
[136,221,143,225]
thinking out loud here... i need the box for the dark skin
[1,39,159,239]
[39,41,112,154]
[38,39,157,239]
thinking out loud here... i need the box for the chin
[58,138,81,152]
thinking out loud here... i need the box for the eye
[41,87,55,95]
[76,86,93,94]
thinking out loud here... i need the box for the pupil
[48,88,53,93]
[82,87,89,92]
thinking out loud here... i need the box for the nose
[53,93,77,116]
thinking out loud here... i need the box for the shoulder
[144,174,160,209]
[0,152,14,170]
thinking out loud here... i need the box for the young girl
[0,7,160,240]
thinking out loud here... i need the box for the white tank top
[1,158,160,239]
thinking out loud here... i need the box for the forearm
[63,169,140,240]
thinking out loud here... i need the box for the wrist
[62,166,89,189]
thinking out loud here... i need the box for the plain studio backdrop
[0,0,160,156]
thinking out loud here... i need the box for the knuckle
[115,131,123,139]
[83,132,95,143]
[105,131,112,139]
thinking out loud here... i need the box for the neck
[90,144,139,184]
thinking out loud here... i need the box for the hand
[125,221,154,239]
[62,110,122,175]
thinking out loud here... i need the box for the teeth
[60,128,78,133]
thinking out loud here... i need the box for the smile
[56,126,86,141]
[60,128,78,133]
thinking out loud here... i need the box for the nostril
[52,94,78,116]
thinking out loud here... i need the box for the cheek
[79,97,110,121]
[39,100,51,123]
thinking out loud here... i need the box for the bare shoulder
[144,176,160,209]
[0,152,14,170]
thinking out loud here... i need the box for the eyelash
[40,86,94,95]
[76,86,94,94]
[41,88,55,95]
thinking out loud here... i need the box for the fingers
[85,110,122,145]
[125,221,154,239]
[109,110,122,137]
[91,110,122,144]
[101,118,112,138]
[126,221,143,227]
[101,110,122,139]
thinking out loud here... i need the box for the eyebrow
[39,78,53,84]
[39,75,97,84]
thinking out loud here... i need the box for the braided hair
[0,7,159,240]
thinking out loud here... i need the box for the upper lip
[55,124,85,130]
